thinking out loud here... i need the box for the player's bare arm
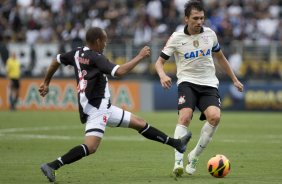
[115,46,150,77]
[38,59,60,97]
[214,51,244,92]
[155,57,172,89]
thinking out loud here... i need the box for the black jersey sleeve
[56,50,77,66]
[94,54,118,75]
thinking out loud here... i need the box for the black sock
[138,123,181,149]
[48,144,89,170]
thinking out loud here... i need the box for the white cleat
[173,160,184,177]
[186,154,199,175]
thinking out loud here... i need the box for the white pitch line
[0,126,145,141]
[0,133,145,141]
[0,126,281,143]
[0,125,81,133]
[0,133,281,144]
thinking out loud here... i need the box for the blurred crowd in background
[0,0,282,81]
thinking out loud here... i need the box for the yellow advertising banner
[0,79,140,111]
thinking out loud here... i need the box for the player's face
[185,9,205,35]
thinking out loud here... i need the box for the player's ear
[96,39,101,47]
[184,16,189,24]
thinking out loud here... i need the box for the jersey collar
[184,25,204,35]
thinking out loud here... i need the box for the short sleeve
[94,54,119,77]
[56,50,76,66]
[211,31,221,52]
[160,33,177,60]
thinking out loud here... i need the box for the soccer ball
[207,154,231,178]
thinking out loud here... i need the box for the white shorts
[85,105,131,138]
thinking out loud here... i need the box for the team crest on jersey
[193,40,199,48]
[178,95,186,105]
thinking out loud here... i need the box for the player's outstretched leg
[138,123,192,153]
[175,131,192,154]
[40,163,56,182]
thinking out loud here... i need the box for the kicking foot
[173,160,184,177]
[175,131,192,153]
[185,153,199,175]
[40,163,56,182]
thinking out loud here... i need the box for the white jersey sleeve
[161,32,178,58]
[211,31,220,52]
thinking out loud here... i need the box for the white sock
[174,124,187,164]
[190,122,217,158]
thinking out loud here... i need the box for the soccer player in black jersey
[39,27,192,182]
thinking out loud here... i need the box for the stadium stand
[0,0,281,80]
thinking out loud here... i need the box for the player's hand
[38,83,49,97]
[234,80,244,92]
[160,74,172,89]
[138,46,151,58]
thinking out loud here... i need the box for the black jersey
[57,46,120,123]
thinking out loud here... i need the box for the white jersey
[161,25,220,88]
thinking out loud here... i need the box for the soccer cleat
[40,163,56,182]
[175,131,192,153]
[186,153,199,175]
[173,160,184,177]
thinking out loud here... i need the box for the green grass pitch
[0,111,281,184]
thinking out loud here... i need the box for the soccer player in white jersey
[155,0,243,177]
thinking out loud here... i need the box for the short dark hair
[184,0,205,17]
[85,27,105,44]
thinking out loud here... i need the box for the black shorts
[177,82,221,120]
[11,79,20,89]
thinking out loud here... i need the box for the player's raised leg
[186,106,220,175]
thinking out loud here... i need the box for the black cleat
[176,131,192,153]
[40,163,56,182]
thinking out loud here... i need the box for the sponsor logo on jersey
[184,49,211,59]
[76,56,90,65]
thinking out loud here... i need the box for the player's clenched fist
[38,83,49,97]
[138,46,151,58]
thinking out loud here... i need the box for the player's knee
[87,145,98,154]
[179,114,192,125]
[129,115,146,131]
[207,114,220,125]
[84,142,99,154]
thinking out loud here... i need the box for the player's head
[184,0,205,34]
[86,27,107,53]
